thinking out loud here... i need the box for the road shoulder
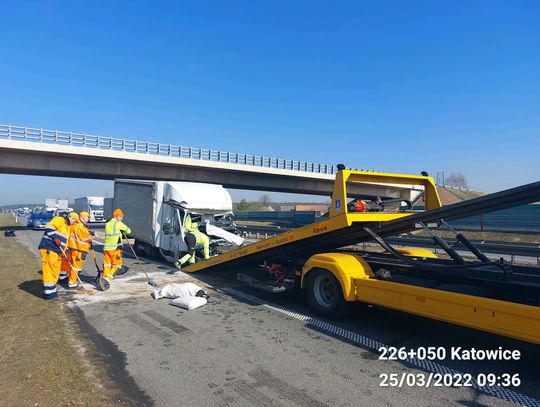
[0,214,151,406]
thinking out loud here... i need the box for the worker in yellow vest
[175,214,210,270]
[38,212,78,300]
[99,208,131,290]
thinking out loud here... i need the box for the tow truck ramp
[183,170,540,344]
[184,177,540,273]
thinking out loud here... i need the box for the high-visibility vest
[38,216,69,254]
[104,219,131,251]
[184,214,207,244]
[185,214,199,233]
[68,222,92,253]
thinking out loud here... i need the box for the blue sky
[1,1,539,205]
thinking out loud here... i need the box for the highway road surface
[13,220,540,407]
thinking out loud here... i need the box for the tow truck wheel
[305,268,350,319]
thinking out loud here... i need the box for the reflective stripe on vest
[104,219,122,250]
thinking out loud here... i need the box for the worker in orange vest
[38,212,78,300]
[63,211,98,289]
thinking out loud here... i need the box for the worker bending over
[59,212,80,285]
[64,211,96,289]
[58,212,79,282]
[175,214,210,270]
[99,208,131,290]
[38,212,78,300]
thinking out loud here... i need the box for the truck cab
[74,196,105,223]
[113,180,243,262]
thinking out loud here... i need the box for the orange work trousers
[67,250,85,288]
[103,249,123,282]
[40,249,61,299]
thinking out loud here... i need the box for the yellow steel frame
[184,170,440,273]
[302,251,540,344]
[329,169,441,217]
[355,278,540,344]
[394,247,438,259]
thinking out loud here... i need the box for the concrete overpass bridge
[0,124,420,199]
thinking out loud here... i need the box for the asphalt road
[12,219,540,407]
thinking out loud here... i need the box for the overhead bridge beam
[0,139,416,198]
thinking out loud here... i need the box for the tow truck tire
[305,268,350,319]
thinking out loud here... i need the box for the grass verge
[0,214,139,406]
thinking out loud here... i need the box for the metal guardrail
[0,124,338,175]
[448,205,540,233]
[412,204,540,233]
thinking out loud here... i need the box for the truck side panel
[114,181,157,245]
[73,197,86,214]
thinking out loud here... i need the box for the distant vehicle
[27,207,43,228]
[32,216,49,229]
[32,207,56,229]
[45,198,56,208]
[14,207,30,216]
[74,196,105,223]
[45,198,69,210]
[30,207,74,230]
[113,180,243,263]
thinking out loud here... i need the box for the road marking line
[221,288,540,407]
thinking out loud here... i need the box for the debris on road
[170,295,207,310]
[153,282,209,310]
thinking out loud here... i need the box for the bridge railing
[0,124,337,175]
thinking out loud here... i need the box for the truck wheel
[305,268,350,319]
[143,242,157,258]
[133,239,144,256]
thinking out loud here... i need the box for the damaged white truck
[113,180,244,263]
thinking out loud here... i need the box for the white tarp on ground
[152,283,208,310]
[205,223,244,246]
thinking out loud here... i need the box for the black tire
[305,268,350,319]
[134,239,145,256]
[143,242,157,258]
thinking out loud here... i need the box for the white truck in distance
[74,196,105,223]
[46,198,69,210]
[113,180,244,263]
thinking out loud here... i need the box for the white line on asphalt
[221,288,540,407]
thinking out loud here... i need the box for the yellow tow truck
[184,167,540,345]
